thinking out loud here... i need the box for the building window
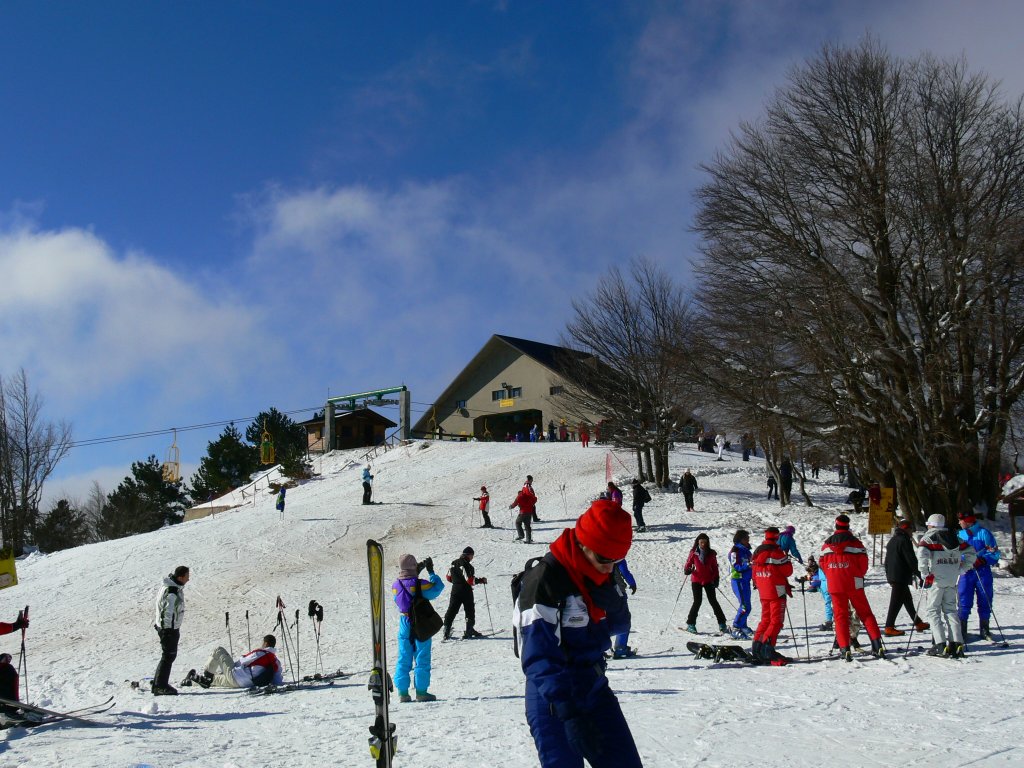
[510,387,523,398]
[549,385,564,396]
[455,399,467,409]
[492,390,504,401]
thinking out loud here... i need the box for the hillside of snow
[4,441,1023,767]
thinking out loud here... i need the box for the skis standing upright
[366,539,396,767]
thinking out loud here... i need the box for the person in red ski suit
[820,514,884,659]
[510,478,538,543]
[751,527,793,663]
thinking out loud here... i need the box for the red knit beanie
[958,511,977,525]
[764,526,780,543]
[835,515,851,531]
[575,499,633,560]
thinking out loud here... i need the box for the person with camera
[391,554,444,702]
[443,546,488,640]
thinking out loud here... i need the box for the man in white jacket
[916,514,975,657]
[190,634,284,689]
[153,565,189,695]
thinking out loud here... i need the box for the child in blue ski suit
[778,525,803,564]
[392,554,444,702]
[956,511,1001,639]
[611,559,637,658]
[728,530,753,638]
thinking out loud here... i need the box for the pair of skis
[367,539,396,767]
[0,695,115,728]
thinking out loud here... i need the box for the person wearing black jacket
[630,479,651,532]
[680,470,698,512]
[442,547,487,640]
[883,520,929,636]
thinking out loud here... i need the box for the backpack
[402,579,443,642]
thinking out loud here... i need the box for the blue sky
[2,1,1022,504]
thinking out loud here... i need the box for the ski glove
[712,579,719,589]
[563,714,604,763]
[418,557,434,575]
[913,575,923,588]
[684,565,694,576]
[12,615,28,631]
[476,577,487,585]
[923,574,935,588]
[630,584,637,595]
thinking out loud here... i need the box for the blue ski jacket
[778,533,803,564]
[728,542,752,581]
[615,559,637,591]
[958,523,1000,568]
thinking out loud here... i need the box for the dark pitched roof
[494,335,591,373]
[298,408,396,429]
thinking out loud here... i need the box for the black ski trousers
[632,503,646,528]
[443,584,476,634]
[154,627,180,688]
[884,583,919,628]
[686,583,726,626]
[683,491,695,510]
[362,482,372,504]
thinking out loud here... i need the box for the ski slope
[5,441,1023,767]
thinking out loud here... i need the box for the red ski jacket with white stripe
[752,542,792,598]
[819,532,869,593]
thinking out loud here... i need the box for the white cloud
[0,222,263,407]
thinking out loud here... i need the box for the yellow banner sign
[499,398,515,408]
[868,487,895,536]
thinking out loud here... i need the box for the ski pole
[226,611,234,657]
[903,587,927,657]
[785,604,800,660]
[17,605,28,702]
[800,581,810,658]
[295,608,301,683]
[275,597,297,682]
[245,610,251,651]
[659,583,686,635]
[560,484,569,517]
[482,582,495,634]
[716,584,736,612]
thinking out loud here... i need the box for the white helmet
[926,513,946,529]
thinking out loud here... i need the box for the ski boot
[948,642,966,658]
[750,640,764,660]
[181,669,198,687]
[926,643,945,657]
[837,646,854,662]
[415,690,436,702]
[767,644,790,666]
[914,619,930,632]
[442,625,452,641]
[980,621,994,641]
[152,684,179,696]
[463,627,485,639]
[634,525,647,533]
[685,623,697,633]
[851,637,863,651]
[398,691,412,703]
[870,637,886,658]
[195,671,214,689]
[718,622,728,634]
[818,620,833,631]
[612,646,637,660]
[729,626,746,640]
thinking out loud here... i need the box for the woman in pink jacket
[683,533,728,633]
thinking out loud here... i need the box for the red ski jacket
[819,532,869,593]
[752,542,793,598]
[683,549,721,585]
[511,487,537,515]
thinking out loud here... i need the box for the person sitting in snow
[0,611,30,709]
[187,634,283,689]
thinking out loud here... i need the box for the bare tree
[0,369,73,553]
[556,258,694,486]
[694,40,1024,523]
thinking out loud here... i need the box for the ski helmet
[926,513,946,529]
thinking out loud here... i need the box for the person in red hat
[513,498,641,768]
[820,515,884,659]
[751,527,793,664]
[473,486,492,528]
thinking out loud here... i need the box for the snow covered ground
[5,441,1023,767]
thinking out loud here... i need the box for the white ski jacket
[916,528,975,587]
[155,575,185,630]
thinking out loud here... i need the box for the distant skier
[767,473,778,500]
[751,527,793,664]
[611,558,638,659]
[680,470,698,512]
[630,479,651,532]
[956,510,1001,640]
[728,530,753,639]
[682,533,727,634]
[820,515,884,660]
[442,547,487,640]
[362,466,374,505]
[882,518,928,636]
[188,634,283,689]
[778,525,803,565]
[512,498,641,767]
[474,486,493,528]
[579,423,590,448]
[510,478,537,543]
[778,459,793,505]
[153,565,190,695]
[917,513,975,656]
[275,486,286,515]
[715,433,726,461]
[392,554,444,702]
